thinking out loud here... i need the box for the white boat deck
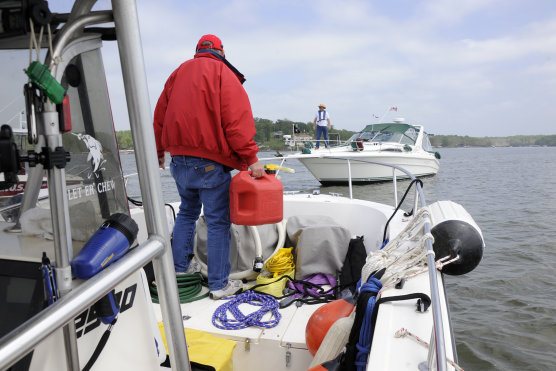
[152,292,322,370]
[0,193,456,371]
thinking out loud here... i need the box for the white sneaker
[209,280,243,299]
[176,261,201,275]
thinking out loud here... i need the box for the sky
[4,0,556,137]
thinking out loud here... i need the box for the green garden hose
[150,273,209,304]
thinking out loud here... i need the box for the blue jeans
[316,125,329,148]
[170,156,231,291]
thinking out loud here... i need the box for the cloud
[3,0,555,137]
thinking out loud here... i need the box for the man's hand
[249,160,265,178]
[158,155,166,169]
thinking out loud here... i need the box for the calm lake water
[121,146,556,370]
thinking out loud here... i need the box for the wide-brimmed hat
[318,104,326,108]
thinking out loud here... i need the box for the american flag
[390,107,398,112]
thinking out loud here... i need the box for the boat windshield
[422,133,434,151]
[350,131,377,142]
[1,51,27,134]
[372,131,401,143]
[371,128,417,145]
[0,48,129,242]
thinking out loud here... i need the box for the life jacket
[317,110,328,123]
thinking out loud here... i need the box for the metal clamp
[285,343,291,368]
[22,146,70,169]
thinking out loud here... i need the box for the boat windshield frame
[352,123,420,145]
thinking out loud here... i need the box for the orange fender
[305,299,355,356]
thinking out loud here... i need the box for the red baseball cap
[196,34,224,52]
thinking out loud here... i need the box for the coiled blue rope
[355,277,382,371]
[212,290,282,330]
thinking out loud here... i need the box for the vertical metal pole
[424,233,447,371]
[426,329,437,370]
[416,179,446,371]
[111,1,190,370]
[392,168,398,207]
[347,159,353,199]
[6,136,45,233]
[413,186,419,217]
[42,107,80,371]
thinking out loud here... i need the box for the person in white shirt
[313,103,331,149]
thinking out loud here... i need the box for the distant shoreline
[115,131,556,151]
[429,134,556,148]
[433,144,554,148]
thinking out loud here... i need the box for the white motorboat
[0,2,483,371]
[289,120,441,185]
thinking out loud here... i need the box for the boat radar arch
[393,118,405,123]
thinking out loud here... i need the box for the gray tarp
[195,216,280,274]
[286,215,352,280]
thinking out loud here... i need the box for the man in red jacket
[153,34,264,299]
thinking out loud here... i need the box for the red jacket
[153,52,259,170]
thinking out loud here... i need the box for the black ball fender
[431,219,484,275]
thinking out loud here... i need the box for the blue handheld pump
[72,213,139,324]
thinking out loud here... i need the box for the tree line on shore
[115,118,556,150]
[429,134,556,147]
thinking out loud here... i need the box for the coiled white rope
[361,207,434,289]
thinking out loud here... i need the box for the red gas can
[229,171,283,225]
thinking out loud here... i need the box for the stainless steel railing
[262,152,449,370]
[319,155,448,371]
[0,238,164,370]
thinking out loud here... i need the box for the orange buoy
[229,171,283,225]
[305,299,355,356]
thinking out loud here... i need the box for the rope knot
[419,232,435,248]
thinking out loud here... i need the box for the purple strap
[286,273,337,299]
